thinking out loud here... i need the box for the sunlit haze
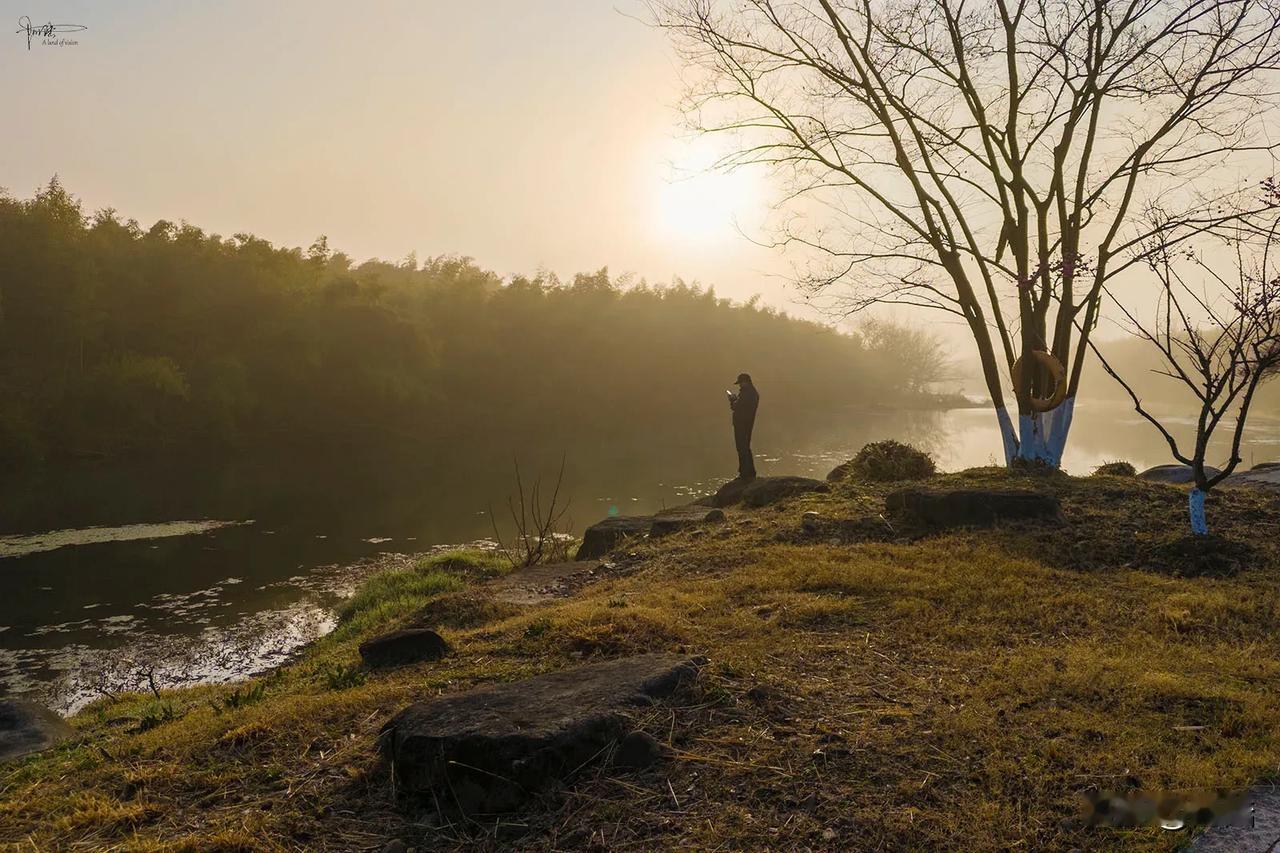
[1,1,790,306]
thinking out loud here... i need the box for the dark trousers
[734,420,756,479]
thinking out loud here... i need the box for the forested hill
[0,180,944,470]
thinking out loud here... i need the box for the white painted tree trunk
[996,397,1075,468]
[1189,488,1209,536]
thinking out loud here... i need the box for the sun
[653,140,763,246]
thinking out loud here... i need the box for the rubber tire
[1011,350,1067,413]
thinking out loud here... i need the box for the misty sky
[2,1,812,310]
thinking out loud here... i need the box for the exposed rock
[380,654,701,812]
[1224,463,1280,491]
[885,488,1063,527]
[575,506,726,560]
[359,628,450,669]
[707,476,829,508]
[576,516,651,561]
[743,476,829,507]
[0,699,73,763]
[801,511,822,532]
[1139,464,1221,484]
[704,477,751,507]
[614,730,667,770]
[650,505,725,537]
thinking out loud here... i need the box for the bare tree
[858,318,953,394]
[488,457,574,568]
[1092,187,1280,534]
[651,0,1280,466]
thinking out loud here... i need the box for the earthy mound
[829,439,937,483]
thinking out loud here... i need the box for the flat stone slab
[1188,785,1280,852]
[650,505,724,537]
[576,516,651,561]
[380,654,701,812]
[706,476,829,508]
[886,488,1063,527]
[0,699,73,763]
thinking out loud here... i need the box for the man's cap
[734,373,752,384]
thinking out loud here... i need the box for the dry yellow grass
[1,470,1277,851]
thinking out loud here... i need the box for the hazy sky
[2,0,796,307]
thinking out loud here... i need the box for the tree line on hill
[0,179,947,471]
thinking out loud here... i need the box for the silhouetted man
[729,373,759,480]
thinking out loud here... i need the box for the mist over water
[2,400,1276,709]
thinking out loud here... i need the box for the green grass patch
[336,568,464,625]
[415,548,508,577]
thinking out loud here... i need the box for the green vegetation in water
[3,471,1279,850]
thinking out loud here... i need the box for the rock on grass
[359,628,450,668]
[380,654,701,812]
[0,699,73,763]
[707,476,829,508]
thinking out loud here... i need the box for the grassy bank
[2,470,1278,851]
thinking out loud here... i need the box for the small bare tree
[1092,186,1280,535]
[488,457,574,568]
[651,0,1280,467]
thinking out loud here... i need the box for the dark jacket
[731,382,759,430]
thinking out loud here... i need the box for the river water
[2,401,1277,711]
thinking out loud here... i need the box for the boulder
[707,476,829,508]
[1224,463,1280,491]
[886,488,1063,527]
[1138,464,1221,484]
[0,699,73,763]
[359,628,450,669]
[704,477,751,507]
[575,515,652,561]
[649,505,725,537]
[380,654,700,812]
[743,476,829,507]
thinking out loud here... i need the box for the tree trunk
[1188,488,1208,536]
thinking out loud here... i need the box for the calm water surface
[2,402,1277,711]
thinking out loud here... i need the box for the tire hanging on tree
[1011,350,1067,413]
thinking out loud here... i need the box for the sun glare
[653,140,763,245]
